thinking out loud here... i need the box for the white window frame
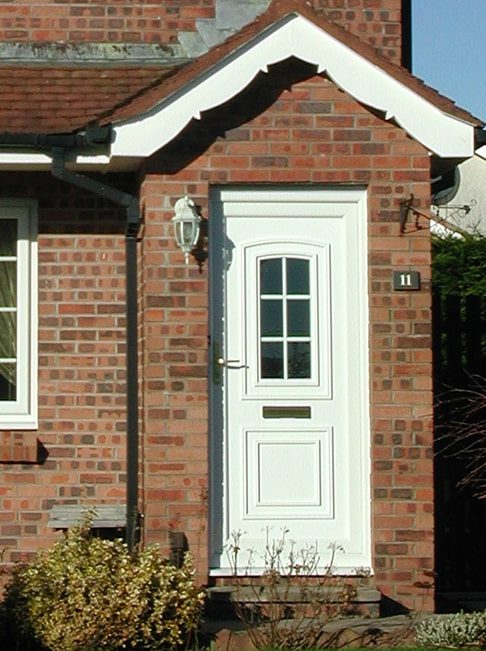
[244,240,331,401]
[0,200,37,429]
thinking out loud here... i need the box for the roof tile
[0,66,173,133]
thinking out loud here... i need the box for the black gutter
[0,126,112,148]
[51,147,141,552]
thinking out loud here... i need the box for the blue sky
[412,0,486,121]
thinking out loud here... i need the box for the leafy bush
[415,611,486,648]
[432,234,486,297]
[2,519,204,651]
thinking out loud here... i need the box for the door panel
[245,428,334,518]
[209,188,370,573]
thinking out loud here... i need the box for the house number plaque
[393,270,420,291]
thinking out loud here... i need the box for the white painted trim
[0,152,53,170]
[244,241,329,398]
[111,14,475,160]
[0,152,115,172]
[0,199,38,430]
[209,186,371,573]
[0,14,476,171]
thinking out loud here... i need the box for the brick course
[0,2,435,613]
[0,0,404,64]
[137,63,433,609]
[0,174,128,571]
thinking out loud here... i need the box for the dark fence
[433,293,486,383]
[432,289,486,606]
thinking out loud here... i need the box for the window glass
[0,220,16,256]
[0,261,16,305]
[0,204,36,427]
[260,258,282,295]
[0,221,18,402]
[287,258,309,294]
[0,365,16,400]
[259,256,311,380]
[261,299,283,337]
[261,342,284,378]
[288,342,311,379]
[0,312,16,358]
[287,299,309,337]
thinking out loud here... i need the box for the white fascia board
[0,152,53,170]
[112,17,295,158]
[292,18,474,158]
[112,14,475,161]
[0,151,115,172]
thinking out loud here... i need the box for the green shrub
[2,520,204,650]
[415,611,486,648]
[432,234,486,297]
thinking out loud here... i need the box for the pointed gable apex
[110,2,479,163]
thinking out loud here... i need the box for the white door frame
[208,187,371,574]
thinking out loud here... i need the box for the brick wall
[139,60,433,609]
[0,61,433,609]
[0,1,214,43]
[313,0,404,64]
[0,174,128,570]
[0,0,404,65]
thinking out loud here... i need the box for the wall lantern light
[172,196,202,263]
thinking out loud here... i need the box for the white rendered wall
[433,146,486,236]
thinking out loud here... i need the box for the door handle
[217,357,242,368]
[212,341,247,385]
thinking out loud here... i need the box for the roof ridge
[98,0,482,129]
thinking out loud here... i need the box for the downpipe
[51,148,141,551]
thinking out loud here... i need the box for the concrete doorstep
[202,585,417,650]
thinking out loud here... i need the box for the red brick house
[0,0,483,611]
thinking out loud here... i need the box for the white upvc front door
[209,187,370,574]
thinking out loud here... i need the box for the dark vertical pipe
[125,211,140,551]
[401,0,412,71]
[51,148,141,551]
